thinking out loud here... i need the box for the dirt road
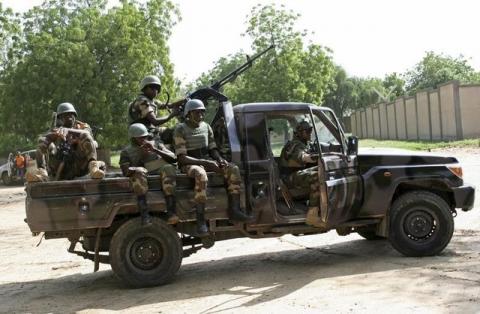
[0,149,479,313]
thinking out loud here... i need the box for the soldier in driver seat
[279,120,325,227]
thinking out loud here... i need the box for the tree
[405,51,480,93]
[322,66,356,118]
[187,4,335,137]
[231,4,335,105]
[0,0,180,151]
[0,4,21,69]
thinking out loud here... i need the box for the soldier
[27,102,105,182]
[128,75,180,136]
[173,99,251,235]
[279,120,323,227]
[120,123,178,225]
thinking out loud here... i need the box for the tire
[2,172,11,186]
[357,227,385,240]
[109,217,182,288]
[389,191,454,257]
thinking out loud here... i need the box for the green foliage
[0,0,180,151]
[189,3,335,121]
[323,69,405,118]
[0,4,21,69]
[404,51,480,93]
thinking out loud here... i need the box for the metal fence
[349,80,480,140]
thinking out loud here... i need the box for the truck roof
[233,102,318,113]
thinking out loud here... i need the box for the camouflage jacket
[120,140,172,173]
[128,94,163,130]
[279,137,310,175]
[173,121,216,159]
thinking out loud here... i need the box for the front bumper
[452,184,475,211]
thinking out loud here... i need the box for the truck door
[311,110,362,226]
[242,112,278,224]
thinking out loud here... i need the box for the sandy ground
[0,148,479,313]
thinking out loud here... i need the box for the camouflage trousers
[285,166,320,207]
[129,163,176,197]
[36,131,98,180]
[182,162,241,204]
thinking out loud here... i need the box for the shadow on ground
[2,234,476,313]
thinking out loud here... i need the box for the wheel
[389,191,454,257]
[357,227,385,240]
[2,172,11,186]
[109,217,182,288]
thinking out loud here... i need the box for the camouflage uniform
[128,94,170,143]
[119,140,176,197]
[279,137,320,208]
[173,121,241,204]
[35,121,103,180]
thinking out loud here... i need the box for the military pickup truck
[25,95,475,288]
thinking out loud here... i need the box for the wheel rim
[403,208,436,241]
[129,236,164,270]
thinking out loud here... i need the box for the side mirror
[347,136,358,155]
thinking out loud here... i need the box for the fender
[357,164,462,217]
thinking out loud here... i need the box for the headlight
[447,165,463,179]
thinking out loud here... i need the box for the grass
[110,153,120,168]
[359,138,480,151]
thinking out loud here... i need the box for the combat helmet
[57,102,77,116]
[183,99,205,117]
[128,123,149,138]
[140,75,162,91]
[296,120,313,132]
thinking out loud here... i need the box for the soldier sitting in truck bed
[27,102,105,182]
[173,99,252,235]
[120,123,178,225]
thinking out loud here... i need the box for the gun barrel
[211,44,275,91]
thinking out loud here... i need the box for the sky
[3,0,480,83]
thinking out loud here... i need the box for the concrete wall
[361,110,367,138]
[372,106,381,138]
[459,85,480,138]
[405,96,417,140]
[348,80,480,140]
[416,91,431,140]
[429,91,442,140]
[395,97,407,140]
[379,103,388,139]
[356,111,362,138]
[366,107,374,138]
[439,82,457,140]
[386,102,396,139]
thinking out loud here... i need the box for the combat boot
[165,195,179,224]
[195,203,208,236]
[25,168,48,183]
[305,206,327,228]
[88,160,105,179]
[137,196,152,225]
[228,194,253,222]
